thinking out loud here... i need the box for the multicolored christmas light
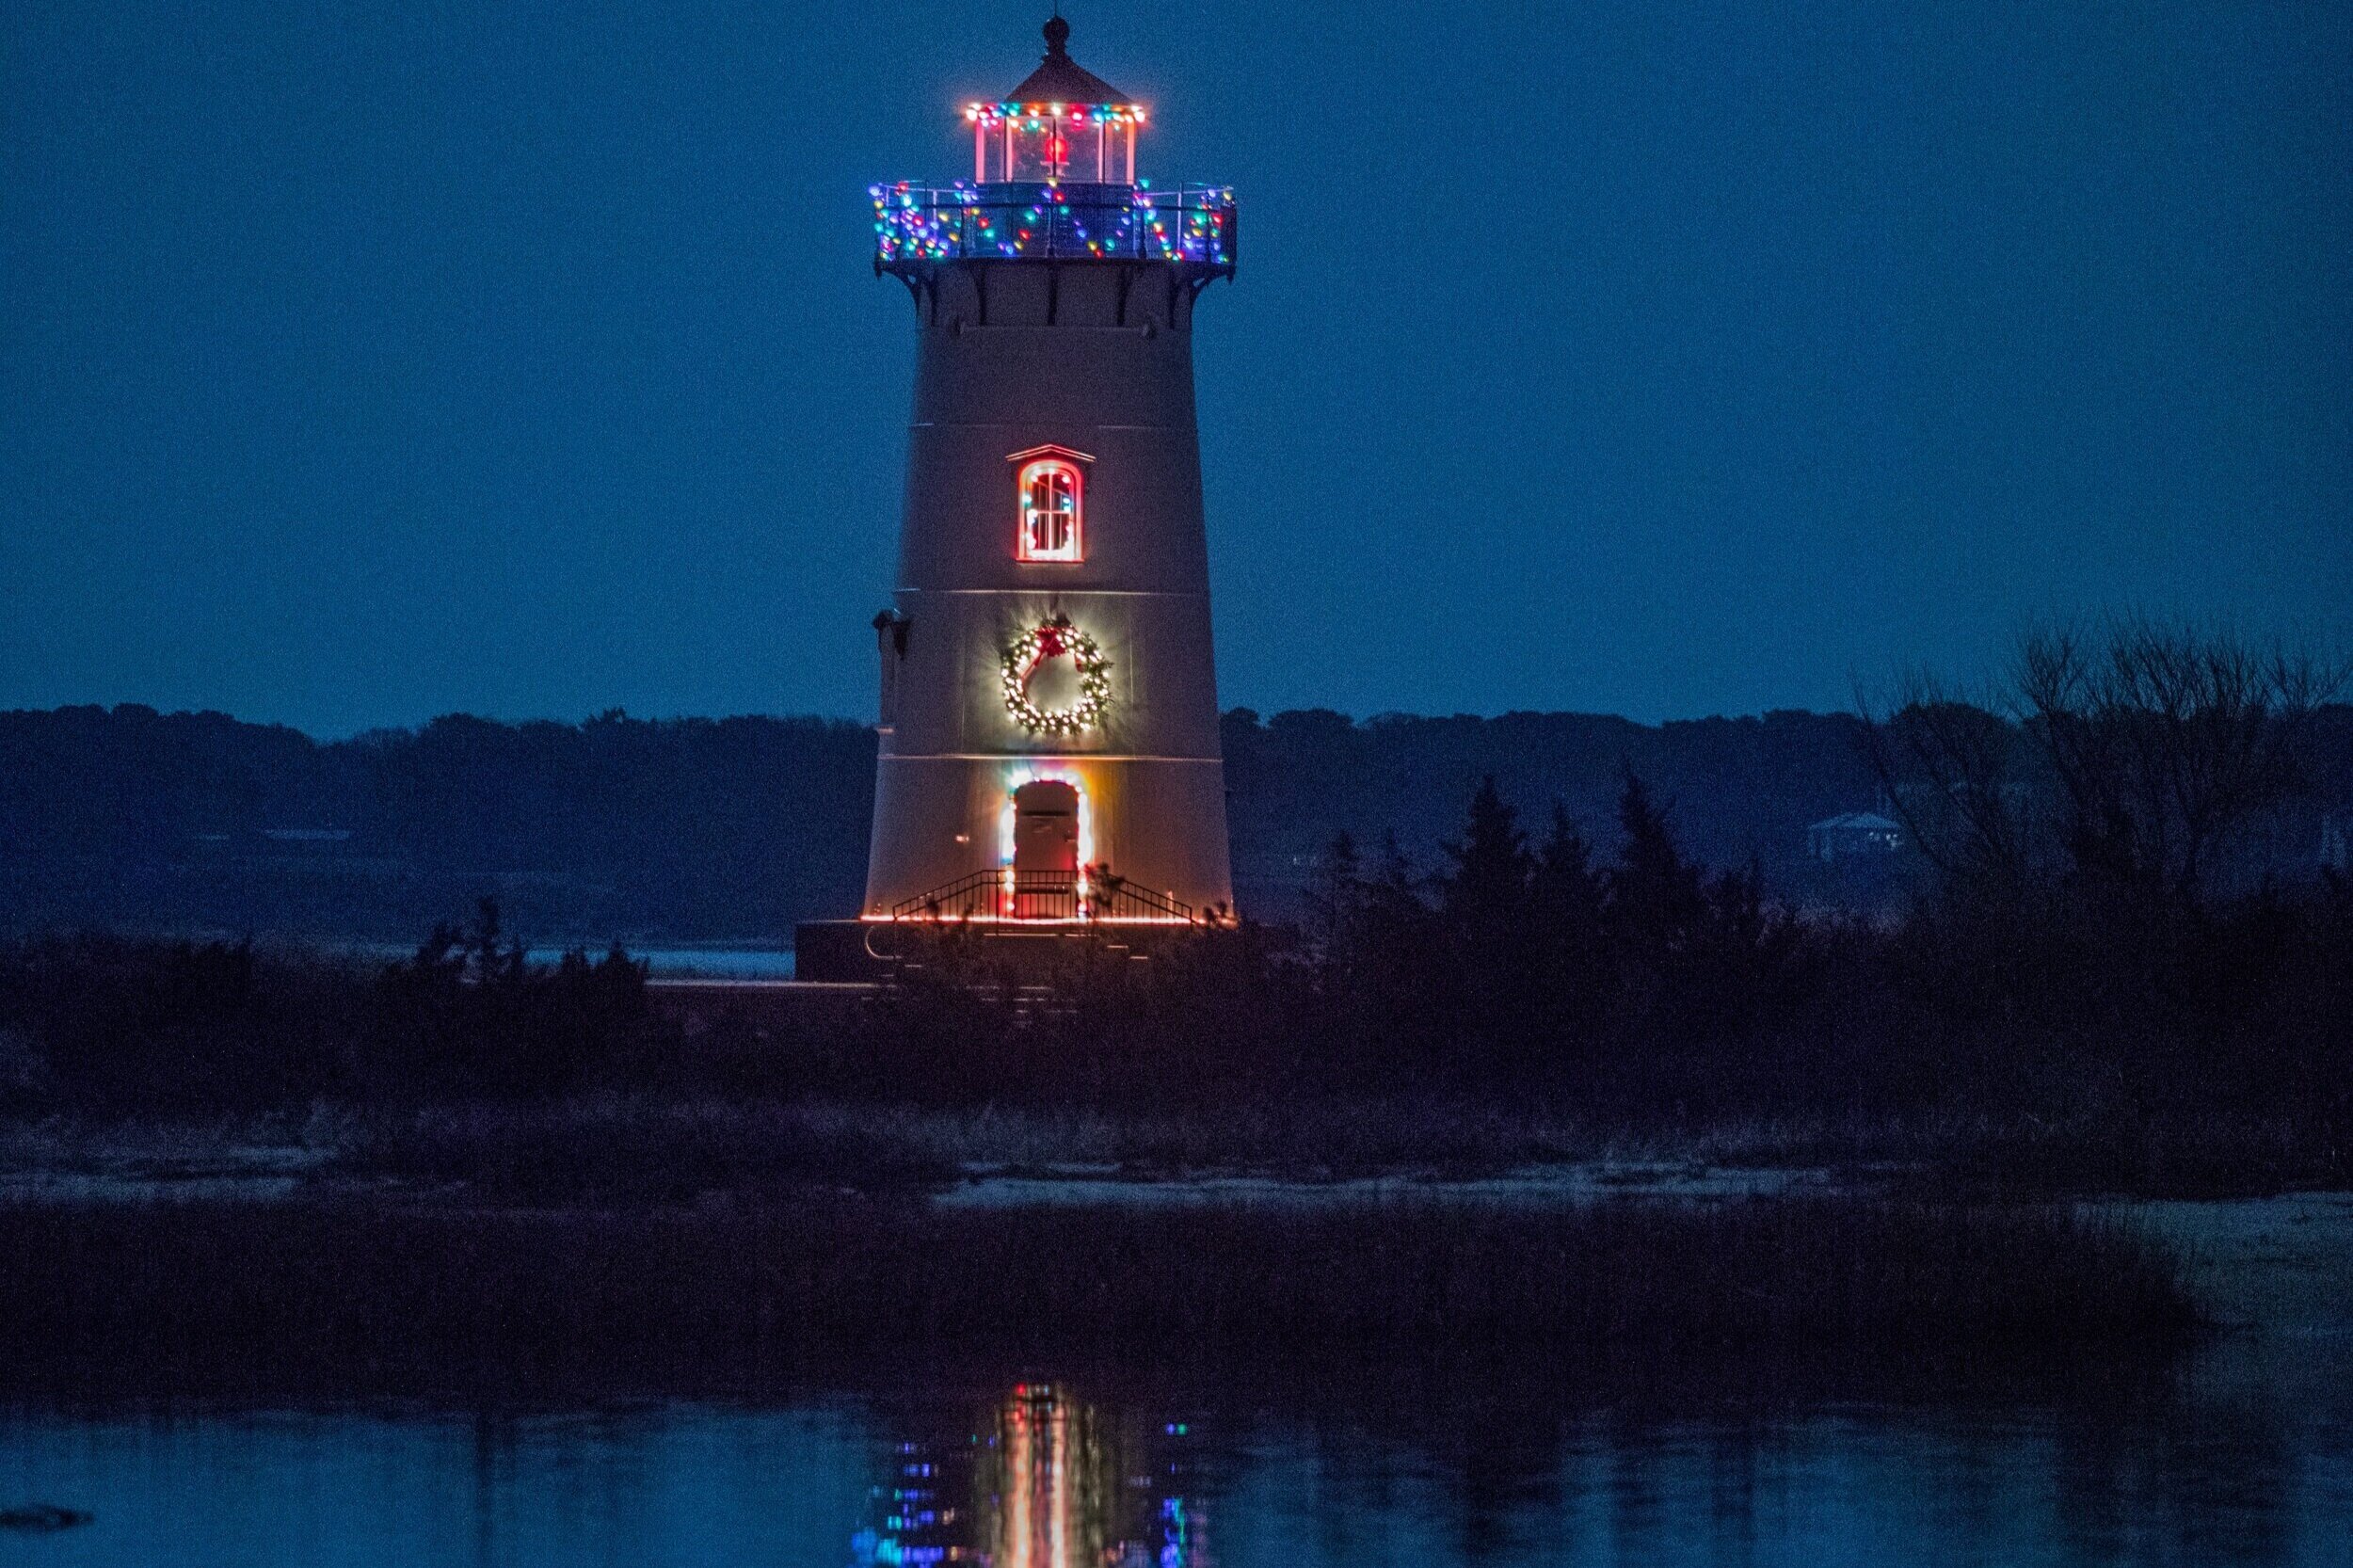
[964,102,1145,127]
[871,182,1236,269]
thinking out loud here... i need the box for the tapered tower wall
[861,256,1233,917]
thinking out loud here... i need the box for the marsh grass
[340,1096,1929,1203]
[342,1096,1631,1197]
[333,1095,2340,1203]
[5,1094,2326,1211]
[0,1195,2200,1399]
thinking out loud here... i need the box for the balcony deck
[872,181,1236,277]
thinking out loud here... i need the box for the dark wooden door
[1011,780,1080,916]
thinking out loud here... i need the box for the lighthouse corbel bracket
[870,182,1238,280]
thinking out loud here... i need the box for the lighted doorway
[1010,779,1080,918]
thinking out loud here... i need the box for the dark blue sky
[6,0,2347,734]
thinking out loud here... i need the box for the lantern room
[966,16,1144,185]
[872,16,1233,276]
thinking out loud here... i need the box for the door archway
[1010,779,1080,917]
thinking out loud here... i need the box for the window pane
[1017,462,1081,562]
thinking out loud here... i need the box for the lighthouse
[856,17,1238,934]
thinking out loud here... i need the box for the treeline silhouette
[6,694,2345,939]
[0,708,876,938]
[0,703,1963,938]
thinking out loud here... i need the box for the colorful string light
[964,102,1146,127]
[871,182,1235,268]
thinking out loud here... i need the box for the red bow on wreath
[1035,620,1069,659]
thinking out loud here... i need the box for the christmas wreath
[1001,615,1111,736]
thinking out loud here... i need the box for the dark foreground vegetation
[2,830,2345,1195]
[0,630,2343,1114]
[2,631,2345,1198]
[0,1196,2197,1398]
[0,624,2329,1399]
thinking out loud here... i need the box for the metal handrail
[890,868,1197,923]
[872,181,1237,273]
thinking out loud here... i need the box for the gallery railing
[872,182,1237,275]
[889,869,1197,923]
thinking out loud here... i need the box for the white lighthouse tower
[852,17,1238,939]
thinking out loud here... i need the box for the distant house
[260,824,350,847]
[1807,811,1904,862]
[258,827,355,859]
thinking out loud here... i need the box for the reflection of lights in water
[851,1384,1208,1566]
[848,1442,962,1565]
[999,1384,1073,1568]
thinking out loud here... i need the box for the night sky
[5,0,2347,735]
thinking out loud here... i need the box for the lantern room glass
[1018,460,1082,562]
[972,108,1139,185]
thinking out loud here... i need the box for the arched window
[1016,457,1083,562]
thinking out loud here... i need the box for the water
[4,1369,2350,1566]
[526,947,796,980]
[348,945,798,980]
[5,1197,2349,1563]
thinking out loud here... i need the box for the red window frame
[1011,447,1091,563]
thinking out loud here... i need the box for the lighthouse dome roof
[1003,16,1134,106]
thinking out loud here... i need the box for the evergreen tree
[1532,804,1605,928]
[1440,776,1531,929]
[1304,828,1364,960]
[1531,803,1612,1042]
[1609,771,1707,958]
